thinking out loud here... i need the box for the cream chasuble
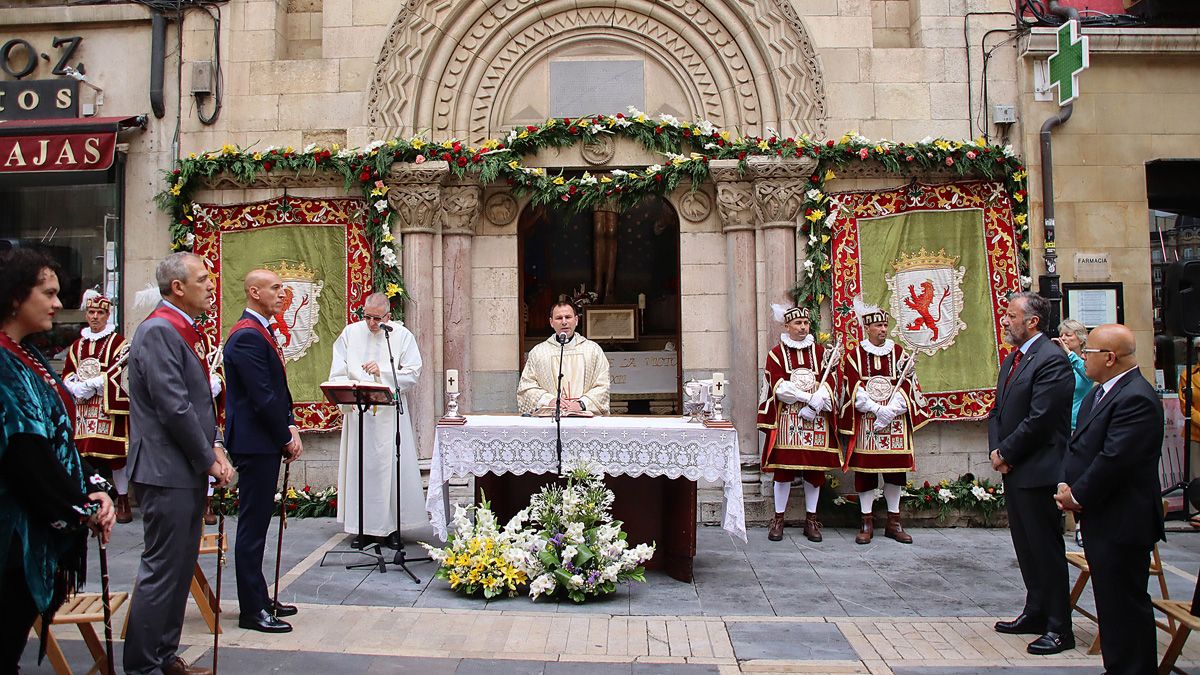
[329,320,425,535]
[517,333,611,414]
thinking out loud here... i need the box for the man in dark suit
[988,291,1075,655]
[223,268,302,633]
[124,253,234,675]
[1056,323,1165,674]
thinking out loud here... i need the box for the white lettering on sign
[606,350,678,394]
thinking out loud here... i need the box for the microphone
[379,323,393,333]
[556,331,569,344]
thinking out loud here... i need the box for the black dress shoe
[238,609,293,633]
[384,531,402,550]
[350,534,379,550]
[1027,631,1075,655]
[267,599,298,618]
[994,613,1047,635]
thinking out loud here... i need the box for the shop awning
[0,115,147,174]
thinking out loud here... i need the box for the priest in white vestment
[517,301,611,414]
[328,293,425,541]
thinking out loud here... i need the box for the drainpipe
[1037,1,1080,331]
[150,11,167,119]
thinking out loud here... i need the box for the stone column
[388,161,448,460]
[749,157,816,307]
[710,160,762,493]
[441,176,481,413]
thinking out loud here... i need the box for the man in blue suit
[223,268,302,633]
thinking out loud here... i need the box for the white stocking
[111,466,129,495]
[858,490,875,515]
[883,483,903,513]
[803,481,820,513]
[773,481,791,514]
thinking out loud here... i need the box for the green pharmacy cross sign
[1048,19,1089,106]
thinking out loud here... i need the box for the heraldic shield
[266,259,325,362]
[886,248,967,355]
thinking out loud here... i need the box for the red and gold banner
[192,195,372,431]
[829,181,1021,421]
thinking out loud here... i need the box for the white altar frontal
[428,415,746,542]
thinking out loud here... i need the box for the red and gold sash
[147,304,208,370]
[229,317,286,370]
[0,330,76,420]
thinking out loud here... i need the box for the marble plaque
[550,60,644,118]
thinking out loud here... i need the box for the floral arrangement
[520,467,654,603]
[421,499,530,599]
[209,484,338,518]
[155,108,1029,319]
[828,473,1005,522]
[422,467,654,603]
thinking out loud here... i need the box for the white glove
[808,387,832,413]
[209,374,223,398]
[854,388,876,414]
[873,407,897,431]
[775,381,802,405]
[63,375,94,401]
[798,405,818,421]
[884,391,908,418]
[85,375,105,391]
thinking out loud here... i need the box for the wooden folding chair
[121,530,227,638]
[1066,501,1174,655]
[33,592,129,675]
[1154,599,1200,675]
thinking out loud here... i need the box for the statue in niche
[592,203,619,303]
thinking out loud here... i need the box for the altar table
[428,415,745,582]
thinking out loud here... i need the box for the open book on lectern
[319,380,394,406]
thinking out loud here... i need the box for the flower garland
[829,473,1006,521]
[156,108,1029,318]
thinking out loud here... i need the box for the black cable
[979,29,1023,143]
[964,11,1020,139]
[195,2,223,125]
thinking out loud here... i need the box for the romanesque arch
[367,0,827,143]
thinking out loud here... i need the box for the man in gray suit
[124,252,235,675]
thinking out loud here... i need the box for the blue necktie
[1092,386,1104,409]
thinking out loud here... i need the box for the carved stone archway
[368,0,826,143]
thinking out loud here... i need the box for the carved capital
[197,169,343,191]
[747,156,817,227]
[441,176,481,236]
[387,161,449,235]
[710,160,757,233]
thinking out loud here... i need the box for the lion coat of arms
[885,248,967,355]
[266,259,324,362]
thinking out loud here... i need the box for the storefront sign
[0,130,115,172]
[0,80,80,120]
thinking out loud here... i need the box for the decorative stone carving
[198,170,343,191]
[747,157,817,227]
[483,192,518,226]
[580,134,616,165]
[677,189,712,223]
[368,0,826,143]
[441,178,481,236]
[387,162,448,235]
[710,161,757,232]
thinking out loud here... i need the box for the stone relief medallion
[580,134,616,165]
[678,190,712,222]
[484,192,518,226]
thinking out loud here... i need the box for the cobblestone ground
[22,517,1200,674]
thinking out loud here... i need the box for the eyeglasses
[364,313,388,321]
[1081,348,1114,356]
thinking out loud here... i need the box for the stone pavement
[21,517,1200,674]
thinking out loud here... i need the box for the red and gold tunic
[839,339,932,473]
[62,330,129,468]
[757,337,842,472]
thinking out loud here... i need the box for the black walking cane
[96,533,115,675]
[213,491,227,675]
[272,463,290,614]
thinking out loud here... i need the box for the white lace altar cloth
[428,415,745,541]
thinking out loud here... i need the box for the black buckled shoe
[238,609,293,633]
[267,599,298,618]
[994,612,1047,635]
[1027,631,1075,655]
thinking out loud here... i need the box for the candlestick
[446,369,459,394]
[637,293,646,310]
[712,371,724,384]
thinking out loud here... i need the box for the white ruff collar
[80,325,115,342]
[861,338,894,356]
[780,333,813,350]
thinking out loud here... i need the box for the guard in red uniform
[62,291,133,522]
[840,297,931,544]
[757,305,842,542]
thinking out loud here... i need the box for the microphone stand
[383,324,430,582]
[554,332,567,475]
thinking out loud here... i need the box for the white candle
[637,293,646,309]
[446,369,459,394]
[712,371,724,384]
